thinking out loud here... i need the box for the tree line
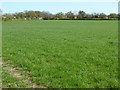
[2,10,119,21]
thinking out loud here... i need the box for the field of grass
[2,20,118,88]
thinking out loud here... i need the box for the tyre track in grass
[1,60,47,88]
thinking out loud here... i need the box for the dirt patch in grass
[1,60,47,88]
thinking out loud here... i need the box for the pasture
[2,20,118,88]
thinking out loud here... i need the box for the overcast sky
[1,2,118,15]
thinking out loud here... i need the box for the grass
[2,20,118,88]
[2,69,28,88]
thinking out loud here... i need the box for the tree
[41,11,53,20]
[65,11,74,19]
[2,14,14,21]
[118,13,120,20]
[77,10,86,19]
[14,12,26,19]
[99,13,107,19]
[109,13,118,19]
[92,13,99,18]
[84,14,92,19]
[55,12,65,19]
[2,10,116,21]
[34,11,42,18]
[25,11,37,19]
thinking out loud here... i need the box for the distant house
[13,17,16,19]
[39,17,43,20]
[3,16,6,19]
[24,18,27,20]
[74,16,77,19]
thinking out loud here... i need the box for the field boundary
[1,60,47,88]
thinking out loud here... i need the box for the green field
[2,20,118,88]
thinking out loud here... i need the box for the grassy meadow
[2,20,118,88]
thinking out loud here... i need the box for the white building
[39,17,43,20]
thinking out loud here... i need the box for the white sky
[0,0,119,14]
[0,0,119,2]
